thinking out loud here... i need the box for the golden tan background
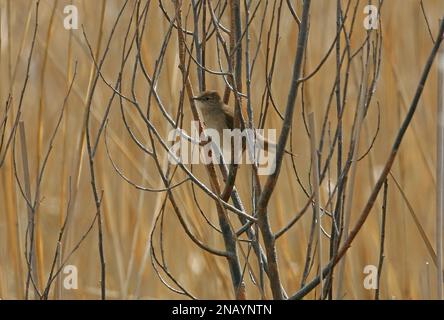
[0,0,443,299]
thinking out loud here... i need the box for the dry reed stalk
[34,0,58,292]
[336,35,372,299]
[19,121,39,299]
[308,112,323,296]
[375,179,388,300]
[6,0,11,82]
[55,0,75,300]
[437,18,444,299]
[1,154,25,298]
[390,172,437,266]
[0,8,34,298]
[384,38,435,183]
[2,0,444,300]
[61,0,108,281]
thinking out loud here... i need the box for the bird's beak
[192,96,199,101]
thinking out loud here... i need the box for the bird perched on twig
[192,90,295,157]
[193,91,244,133]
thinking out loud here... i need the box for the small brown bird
[192,90,285,154]
[193,90,295,158]
[193,91,242,134]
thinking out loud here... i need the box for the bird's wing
[222,104,245,130]
[222,104,235,130]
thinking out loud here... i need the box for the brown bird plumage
[193,90,273,152]
[193,90,242,132]
[193,90,296,158]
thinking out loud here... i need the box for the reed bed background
[0,0,443,300]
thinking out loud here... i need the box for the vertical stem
[437,18,444,300]
[54,242,62,299]
[221,0,243,201]
[325,0,343,299]
[375,179,388,300]
[336,37,371,299]
[191,0,203,91]
[201,0,207,90]
[19,121,39,299]
[7,0,12,83]
[308,112,323,297]
[256,0,311,300]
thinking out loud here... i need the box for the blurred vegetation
[0,0,443,299]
